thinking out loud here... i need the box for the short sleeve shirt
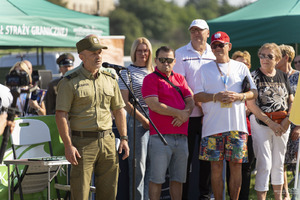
[251,68,292,113]
[56,64,125,131]
[141,68,192,136]
[173,42,215,117]
[118,64,149,113]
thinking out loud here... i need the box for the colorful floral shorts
[199,131,248,163]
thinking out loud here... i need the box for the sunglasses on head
[158,57,174,64]
[259,54,274,60]
[211,43,228,49]
[294,60,300,64]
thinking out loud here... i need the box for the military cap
[56,53,75,67]
[76,35,108,54]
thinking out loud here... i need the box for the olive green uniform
[56,64,125,200]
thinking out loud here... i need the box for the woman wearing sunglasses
[118,37,153,200]
[247,43,293,200]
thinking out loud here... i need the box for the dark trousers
[182,117,211,200]
[226,135,255,200]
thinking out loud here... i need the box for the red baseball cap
[211,31,230,45]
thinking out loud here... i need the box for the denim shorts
[199,131,248,163]
[148,134,188,184]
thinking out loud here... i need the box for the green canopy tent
[0,0,109,48]
[207,0,300,68]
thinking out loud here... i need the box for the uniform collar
[80,64,100,79]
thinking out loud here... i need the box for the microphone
[102,62,127,71]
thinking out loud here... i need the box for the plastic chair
[4,118,69,200]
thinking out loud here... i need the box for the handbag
[241,76,251,93]
[256,111,288,126]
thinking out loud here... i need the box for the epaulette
[101,70,116,79]
[65,71,79,80]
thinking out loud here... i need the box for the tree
[109,8,144,54]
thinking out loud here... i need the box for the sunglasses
[211,43,228,49]
[158,57,174,64]
[294,60,300,64]
[259,54,274,60]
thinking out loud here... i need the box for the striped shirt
[118,64,150,114]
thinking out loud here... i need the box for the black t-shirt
[251,68,292,113]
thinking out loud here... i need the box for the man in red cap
[194,31,258,200]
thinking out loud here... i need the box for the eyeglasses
[190,28,202,34]
[259,54,274,60]
[136,49,149,54]
[294,60,300,64]
[158,57,174,64]
[211,43,228,49]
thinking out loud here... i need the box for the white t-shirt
[0,84,13,109]
[194,59,257,137]
[173,42,215,117]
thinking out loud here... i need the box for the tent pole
[36,48,40,66]
[41,48,44,67]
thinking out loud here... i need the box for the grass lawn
[225,170,296,200]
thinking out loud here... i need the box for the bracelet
[213,93,217,103]
[265,118,271,125]
[241,93,246,102]
[120,136,128,141]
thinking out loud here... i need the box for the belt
[72,130,111,138]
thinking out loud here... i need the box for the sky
[172,0,257,7]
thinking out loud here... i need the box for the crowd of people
[1,18,300,200]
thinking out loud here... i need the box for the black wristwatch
[120,136,128,141]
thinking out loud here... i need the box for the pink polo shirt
[142,68,192,136]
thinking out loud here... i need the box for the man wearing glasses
[194,31,257,200]
[173,19,215,200]
[142,46,194,200]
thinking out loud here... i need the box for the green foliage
[109,8,144,54]
[109,0,240,54]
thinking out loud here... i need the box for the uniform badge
[93,37,99,44]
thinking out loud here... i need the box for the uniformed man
[55,34,129,200]
[45,53,74,115]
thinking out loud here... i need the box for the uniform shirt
[45,77,61,115]
[141,68,192,136]
[173,42,215,117]
[56,64,125,131]
[194,59,257,137]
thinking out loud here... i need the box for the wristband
[120,136,128,141]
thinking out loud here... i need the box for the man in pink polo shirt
[142,46,194,200]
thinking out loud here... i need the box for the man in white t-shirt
[173,19,215,200]
[194,31,257,200]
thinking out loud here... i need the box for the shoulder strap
[153,71,184,100]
